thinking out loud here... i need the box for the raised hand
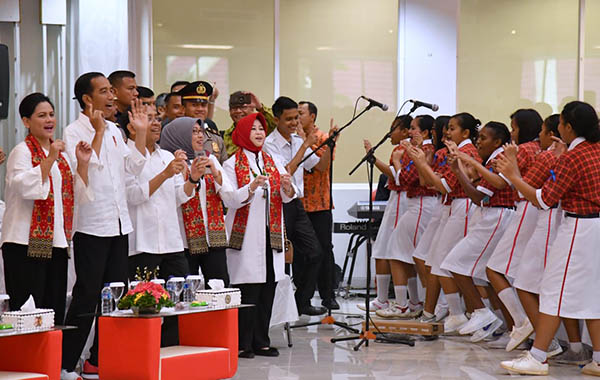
[400,139,412,150]
[296,125,306,140]
[391,148,404,165]
[248,91,261,110]
[305,131,318,147]
[444,140,458,154]
[210,83,220,101]
[502,142,518,160]
[174,149,187,162]
[163,158,185,178]
[48,139,66,161]
[407,146,426,163]
[128,99,149,134]
[328,118,339,143]
[550,136,567,157]
[75,141,93,164]
[363,139,372,153]
[495,154,520,179]
[189,156,203,181]
[280,173,293,194]
[87,103,105,133]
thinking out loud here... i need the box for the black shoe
[322,298,340,310]
[238,350,255,358]
[254,347,279,357]
[298,305,327,316]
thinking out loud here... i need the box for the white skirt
[372,191,406,260]
[513,207,562,294]
[441,206,515,282]
[429,199,476,278]
[388,196,437,263]
[539,216,600,319]
[413,199,445,262]
[487,201,539,279]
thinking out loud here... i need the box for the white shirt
[263,129,319,198]
[63,113,147,236]
[220,149,297,284]
[1,141,91,247]
[126,141,194,255]
[176,154,230,249]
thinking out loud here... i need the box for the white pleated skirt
[441,206,515,282]
[513,207,562,294]
[539,216,600,319]
[412,199,445,262]
[372,191,407,260]
[487,200,539,279]
[388,196,437,263]
[428,198,475,278]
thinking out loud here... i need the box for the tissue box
[195,288,241,308]
[2,309,55,332]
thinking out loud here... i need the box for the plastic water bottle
[101,284,113,315]
[198,267,205,291]
[166,281,177,303]
[182,283,193,303]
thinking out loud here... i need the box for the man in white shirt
[61,72,148,380]
[263,96,332,316]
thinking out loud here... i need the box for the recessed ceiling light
[176,44,234,50]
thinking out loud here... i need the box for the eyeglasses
[230,105,253,112]
[192,128,203,135]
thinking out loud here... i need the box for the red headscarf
[232,112,267,154]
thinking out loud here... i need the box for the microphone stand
[332,110,420,351]
[288,104,376,335]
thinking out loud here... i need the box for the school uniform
[427,140,481,278]
[389,140,438,264]
[513,149,562,294]
[535,138,600,318]
[441,147,515,282]
[487,141,541,279]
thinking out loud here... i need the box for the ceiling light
[176,44,234,50]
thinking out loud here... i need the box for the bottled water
[198,267,205,291]
[182,283,194,303]
[101,284,113,315]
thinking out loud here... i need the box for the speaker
[0,44,9,120]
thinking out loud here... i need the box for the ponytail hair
[561,101,600,143]
[433,115,450,150]
[510,108,543,144]
[451,112,480,142]
[415,114,434,134]
[544,114,560,139]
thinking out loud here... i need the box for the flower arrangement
[117,267,174,314]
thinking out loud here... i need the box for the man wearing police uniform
[177,81,228,163]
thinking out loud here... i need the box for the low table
[0,326,73,380]
[99,306,246,380]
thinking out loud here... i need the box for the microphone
[360,96,389,111]
[409,99,439,112]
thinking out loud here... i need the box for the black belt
[564,212,600,219]
[489,205,516,211]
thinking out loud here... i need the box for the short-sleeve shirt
[302,127,333,212]
[476,147,515,208]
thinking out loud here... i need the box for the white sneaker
[506,320,534,352]
[357,298,388,312]
[459,308,498,335]
[582,360,600,376]
[471,318,503,342]
[61,370,82,380]
[486,332,511,348]
[551,347,592,365]
[375,302,411,319]
[408,301,423,318]
[434,304,449,322]
[500,351,548,375]
[547,338,563,358]
[444,313,469,334]
[418,312,436,323]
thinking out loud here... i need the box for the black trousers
[128,251,190,347]
[283,198,322,310]
[307,210,335,301]
[185,247,229,287]
[2,243,68,324]
[235,228,276,352]
[62,232,128,371]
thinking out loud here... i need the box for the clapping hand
[502,142,518,160]
[495,153,520,179]
[48,140,66,161]
[550,136,567,157]
[280,173,293,195]
[363,139,373,153]
[407,146,426,163]
[328,118,339,143]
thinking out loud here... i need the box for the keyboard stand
[339,233,368,299]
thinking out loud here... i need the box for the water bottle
[166,281,177,303]
[198,267,205,291]
[101,284,113,315]
[182,283,193,303]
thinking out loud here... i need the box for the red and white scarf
[25,134,74,259]
[229,149,283,251]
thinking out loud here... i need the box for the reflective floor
[233,298,596,379]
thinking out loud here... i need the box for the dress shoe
[322,298,340,310]
[299,305,327,316]
[238,350,255,359]
[254,347,279,357]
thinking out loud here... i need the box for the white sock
[438,290,447,306]
[394,285,408,307]
[498,288,528,327]
[446,292,463,316]
[423,310,434,319]
[530,347,547,363]
[493,309,506,328]
[376,274,391,303]
[482,297,491,310]
[570,342,582,353]
[593,351,600,363]
[407,277,420,304]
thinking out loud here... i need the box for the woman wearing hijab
[220,113,296,359]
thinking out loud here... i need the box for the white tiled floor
[233,298,596,379]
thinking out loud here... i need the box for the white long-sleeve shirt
[126,141,193,255]
[63,113,146,236]
[1,141,92,248]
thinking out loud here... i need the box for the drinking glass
[167,277,185,303]
[109,282,126,309]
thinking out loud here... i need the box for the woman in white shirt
[1,93,91,323]
[221,113,295,359]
